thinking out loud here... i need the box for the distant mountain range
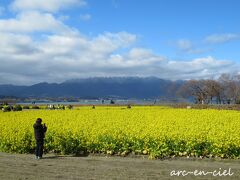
[0,77,184,99]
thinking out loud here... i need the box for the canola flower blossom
[0,106,239,159]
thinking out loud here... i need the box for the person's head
[36,118,42,124]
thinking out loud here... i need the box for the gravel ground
[0,152,239,180]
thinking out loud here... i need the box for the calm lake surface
[17,99,158,105]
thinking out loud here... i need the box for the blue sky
[0,0,239,85]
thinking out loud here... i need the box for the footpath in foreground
[0,152,239,180]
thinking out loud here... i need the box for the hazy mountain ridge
[0,77,183,99]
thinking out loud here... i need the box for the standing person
[33,118,47,159]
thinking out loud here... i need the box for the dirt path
[0,152,239,180]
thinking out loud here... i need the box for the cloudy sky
[0,0,239,85]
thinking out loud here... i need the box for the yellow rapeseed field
[0,106,239,158]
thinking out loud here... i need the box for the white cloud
[127,48,164,64]
[0,29,236,85]
[176,39,208,54]
[0,31,140,84]
[128,48,153,59]
[0,11,72,34]
[168,56,232,71]
[80,14,91,21]
[205,33,240,44]
[166,56,235,79]
[11,0,87,13]
[107,48,165,69]
[91,32,137,54]
[0,32,37,54]
[0,20,237,84]
[0,1,238,85]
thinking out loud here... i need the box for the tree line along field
[0,106,239,159]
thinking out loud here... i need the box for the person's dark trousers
[35,139,44,158]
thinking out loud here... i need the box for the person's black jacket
[33,123,47,140]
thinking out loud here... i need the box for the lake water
[17,99,158,105]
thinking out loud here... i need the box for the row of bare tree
[177,74,240,104]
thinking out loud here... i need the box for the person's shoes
[35,156,39,160]
[38,156,42,159]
